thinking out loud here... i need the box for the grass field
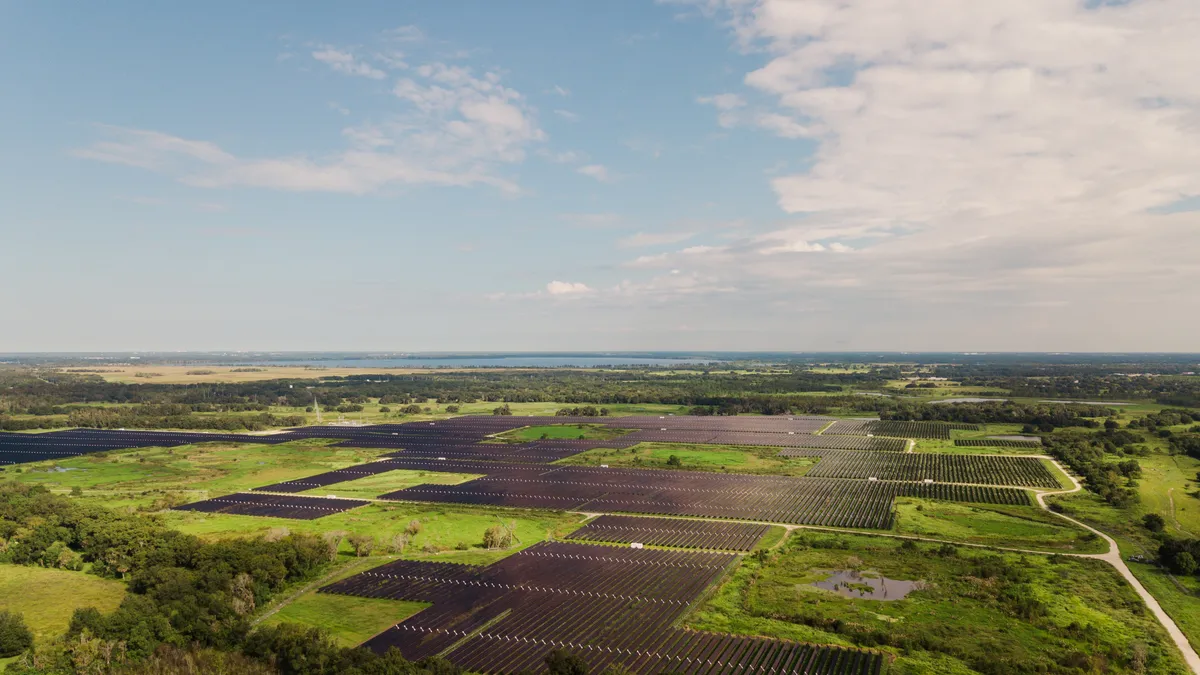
[262,592,426,647]
[6,440,386,510]
[68,365,527,384]
[493,423,636,443]
[296,469,483,500]
[688,532,1188,674]
[166,502,583,556]
[1047,486,1200,652]
[0,564,126,643]
[913,424,1047,455]
[556,442,818,476]
[892,498,1106,553]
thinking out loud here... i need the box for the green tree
[0,610,34,657]
[1143,513,1166,532]
[545,648,589,675]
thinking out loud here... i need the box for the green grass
[688,532,1188,674]
[893,498,1107,553]
[1046,486,1200,652]
[913,424,1046,455]
[165,502,583,557]
[5,440,387,510]
[297,470,483,500]
[1128,561,1200,653]
[493,423,636,443]
[556,442,818,476]
[0,564,126,643]
[262,592,427,647]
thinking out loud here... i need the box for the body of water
[260,356,720,369]
[811,569,925,601]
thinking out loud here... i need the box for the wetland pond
[811,570,925,601]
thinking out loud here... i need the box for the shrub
[0,611,34,657]
[545,648,589,675]
[1143,513,1166,532]
[483,525,512,550]
[347,533,375,557]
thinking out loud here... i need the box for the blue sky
[2,1,1198,352]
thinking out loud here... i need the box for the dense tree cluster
[0,483,330,657]
[1042,433,1141,507]
[947,372,1200,407]
[0,482,475,674]
[881,401,1110,431]
[555,406,610,417]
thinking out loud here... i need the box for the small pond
[811,570,925,601]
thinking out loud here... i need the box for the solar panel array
[2,414,955,468]
[565,515,770,551]
[322,541,883,674]
[172,492,368,519]
[372,459,1031,529]
[824,420,981,440]
[800,450,1060,488]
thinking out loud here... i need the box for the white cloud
[577,164,612,182]
[546,280,593,295]
[312,47,385,79]
[551,85,570,97]
[75,55,546,195]
[758,239,825,254]
[618,231,695,248]
[697,93,745,111]
[664,0,1200,328]
[386,25,425,43]
[554,109,580,122]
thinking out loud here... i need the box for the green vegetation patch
[493,424,635,443]
[165,502,582,558]
[261,592,426,647]
[0,564,126,642]
[913,424,1046,455]
[893,498,1106,553]
[10,440,386,510]
[556,442,817,476]
[297,470,483,500]
[689,532,1187,674]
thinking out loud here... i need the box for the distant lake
[260,356,720,369]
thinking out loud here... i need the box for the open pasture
[565,515,770,551]
[0,564,126,643]
[689,532,1188,674]
[321,541,883,674]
